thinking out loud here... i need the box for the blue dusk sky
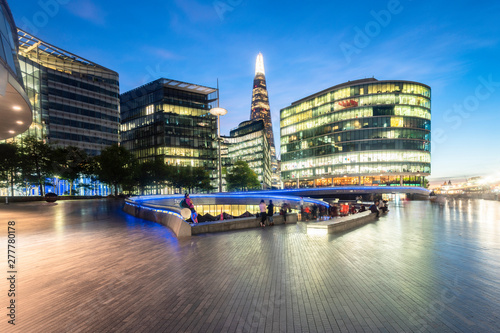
[10,0,500,181]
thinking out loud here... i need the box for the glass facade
[0,0,21,83]
[0,0,32,140]
[121,78,218,187]
[223,119,272,189]
[15,56,44,140]
[15,29,120,155]
[280,78,431,188]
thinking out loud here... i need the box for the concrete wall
[123,203,192,238]
[123,200,298,238]
[307,211,379,234]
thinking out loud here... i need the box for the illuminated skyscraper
[251,53,280,188]
[250,53,275,160]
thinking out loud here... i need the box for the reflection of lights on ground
[306,228,328,236]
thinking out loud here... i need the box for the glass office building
[0,0,31,140]
[223,119,272,190]
[280,78,431,188]
[16,29,120,155]
[121,78,218,190]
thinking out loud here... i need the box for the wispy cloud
[173,0,219,23]
[67,0,107,26]
[142,46,180,60]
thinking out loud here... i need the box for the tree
[95,144,137,196]
[133,159,171,195]
[52,146,88,195]
[167,166,214,194]
[226,160,260,191]
[17,136,53,196]
[81,156,100,195]
[0,143,19,196]
[191,167,214,193]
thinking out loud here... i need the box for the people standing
[185,193,198,223]
[280,203,288,223]
[304,206,311,221]
[267,200,275,226]
[259,200,267,227]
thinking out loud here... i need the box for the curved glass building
[0,0,32,140]
[280,78,431,188]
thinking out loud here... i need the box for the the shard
[250,53,276,161]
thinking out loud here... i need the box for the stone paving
[0,199,499,332]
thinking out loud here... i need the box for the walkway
[1,199,499,332]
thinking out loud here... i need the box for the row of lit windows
[281,151,430,171]
[281,105,430,135]
[164,157,215,168]
[281,116,430,145]
[281,140,430,161]
[224,131,265,144]
[282,162,430,179]
[122,100,211,122]
[282,82,430,117]
[283,175,426,188]
[228,137,264,152]
[282,129,430,154]
[282,95,430,125]
[229,148,265,158]
[156,147,215,159]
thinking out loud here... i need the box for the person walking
[185,193,198,223]
[267,200,275,226]
[259,200,267,227]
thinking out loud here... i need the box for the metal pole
[218,115,222,192]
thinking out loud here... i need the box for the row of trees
[0,137,214,196]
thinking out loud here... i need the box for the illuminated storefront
[280,78,431,188]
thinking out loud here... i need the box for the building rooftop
[289,78,431,106]
[121,78,217,96]
[17,29,118,76]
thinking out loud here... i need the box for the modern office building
[16,29,120,155]
[223,119,272,190]
[120,78,218,189]
[0,0,31,140]
[280,78,431,188]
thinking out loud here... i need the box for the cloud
[142,46,180,60]
[67,0,107,26]
[173,0,220,23]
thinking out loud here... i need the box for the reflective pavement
[0,199,499,332]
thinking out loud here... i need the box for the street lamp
[209,107,227,192]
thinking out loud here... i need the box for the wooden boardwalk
[1,199,499,332]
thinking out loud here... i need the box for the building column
[400,176,403,186]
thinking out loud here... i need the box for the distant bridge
[220,186,431,200]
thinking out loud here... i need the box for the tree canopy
[226,160,260,191]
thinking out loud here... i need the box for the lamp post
[209,107,227,192]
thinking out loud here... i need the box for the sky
[9,0,500,182]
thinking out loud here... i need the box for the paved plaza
[1,199,499,332]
